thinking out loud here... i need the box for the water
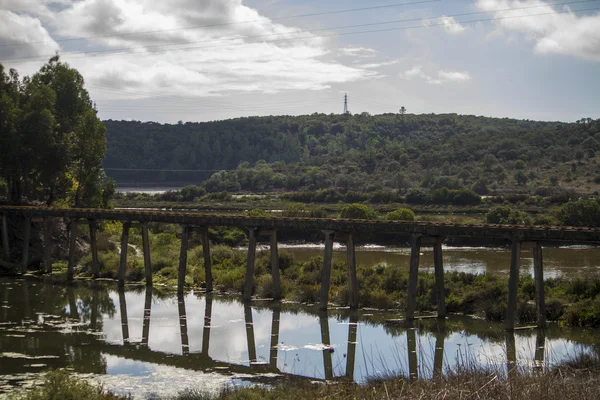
[274,244,600,278]
[1,279,599,399]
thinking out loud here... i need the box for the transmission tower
[343,93,349,115]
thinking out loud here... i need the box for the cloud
[0,11,60,59]
[401,65,471,84]
[475,0,600,61]
[2,0,379,98]
[440,15,467,34]
[339,46,378,58]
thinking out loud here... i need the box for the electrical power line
[0,0,442,47]
[3,1,598,64]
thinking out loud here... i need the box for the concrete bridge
[2,205,600,330]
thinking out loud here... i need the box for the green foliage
[22,369,126,400]
[340,203,377,219]
[557,199,600,227]
[386,208,415,221]
[244,208,269,217]
[486,206,532,225]
[282,202,309,217]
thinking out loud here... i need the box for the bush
[282,203,309,217]
[244,208,269,217]
[180,185,206,201]
[340,203,377,220]
[557,199,600,227]
[386,208,415,221]
[486,206,532,225]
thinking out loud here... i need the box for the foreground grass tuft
[21,369,128,400]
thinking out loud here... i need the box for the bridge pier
[21,217,31,273]
[506,239,521,330]
[244,304,257,363]
[433,237,446,318]
[89,220,99,279]
[320,230,335,311]
[407,324,418,382]
[118,222,131,286]
[433,320,446,380]
[141,222,152,286]
[270,305,281,368]
[142,286,152,346]
[269,230,282,300]
[347,233,358,309]
[243,227,257,302]
[67,219,78,281]
[319,312,333,380]
[41,218,52,274]
[533,242,546,328]
[406,234,421,320]
[1,215,9,260]
[178,292,189,355]
[201,228,212,293]
[178,226,190,294]
[202,295,213,354]
[346,313,358,380]
[119,288,129,343]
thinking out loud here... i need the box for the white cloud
[440,15,467,34]
[401,65,471,84]
[339,46,378,58]
[476,0,600,61]
[0,11,60,59]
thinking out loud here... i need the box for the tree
[399,106,407,115]
[557,199,600,227]
[340,203,376,220]
[486,206,532,225]
[386,208,415,221]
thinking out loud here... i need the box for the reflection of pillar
[21,217,31,274]
[1,215,9,260]
[67,219,78,280]
[201,228,213,293]
[142,286,152,346]
[270,305,281,369]
[533,242,546,328]
[2,286,8,321]
[506,330,517,378]
[90,289,98,330]
[319,312,333,380]
[142,222,152,286]
[67,285,79,321]
[346,313,358,381]
[534,330,545,372]
[118,222,131,286]
[407,325,418,382]
[178,226,189,294]
[244,304,257,363]
[178,292,189,355]
[43,218,53,274]
[347,233,358,309]
[406,235,421,320]
[506,239,521,330]
[22,279,31,320]
[202,295,213,354]
[319,230,335,311]
[243,228,257,301]
[270,230,281,300]
[433,237,446,318]
[433,320,446,380]
[119,288,129,343]
[89,220,99,279]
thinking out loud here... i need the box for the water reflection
[0,278,599,398]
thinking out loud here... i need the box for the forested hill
[104,114,600,196]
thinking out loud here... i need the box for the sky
[0,0,599,123]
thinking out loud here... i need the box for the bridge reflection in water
[101,286,549,383]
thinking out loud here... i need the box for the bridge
[2,205,600,330]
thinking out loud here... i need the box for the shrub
[557,199,600,227]
[386,208,415,221]
[486,206,532,225]
[340,203,377,220]
[282,203,308,217]
[244,208,269,217]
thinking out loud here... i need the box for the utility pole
[343,93,349,115]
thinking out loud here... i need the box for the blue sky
[1,0,599,122]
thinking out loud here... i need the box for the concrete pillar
[506,330,517,378]
[533,242,546,328]
[42,218,52,274]
[433,320,446,380]
[119,288,129,343]
[506,239,521,331]
[243,228,257,302]
[178,292,189,355]
[406,235,421,320]
[201,228,213,293]
[142,286,152,346]
[407,324,418,382]
[141,222,152,286]
[202,295,213,354]
[319,312,333,380]
[67,219,77,281]
[118,222,131,286]
[269,305,281,369]
[244,304,257,363]
[270,230,282,300]
[347,233,358,310]
[21,217,31,274]
[534,329,545,372]
[89,220,99,279]
[1,215,9,260]
[433,237,446,318]
[346,313,358,381]
[319,230,335,311]
[178,226,189,294]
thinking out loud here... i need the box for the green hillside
[104,114,600,196]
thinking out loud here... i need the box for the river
[1,278,598,399]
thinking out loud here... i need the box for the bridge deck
[1,206,600,243]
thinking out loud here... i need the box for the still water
[275,244,600,278]
[1,279,599,399]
